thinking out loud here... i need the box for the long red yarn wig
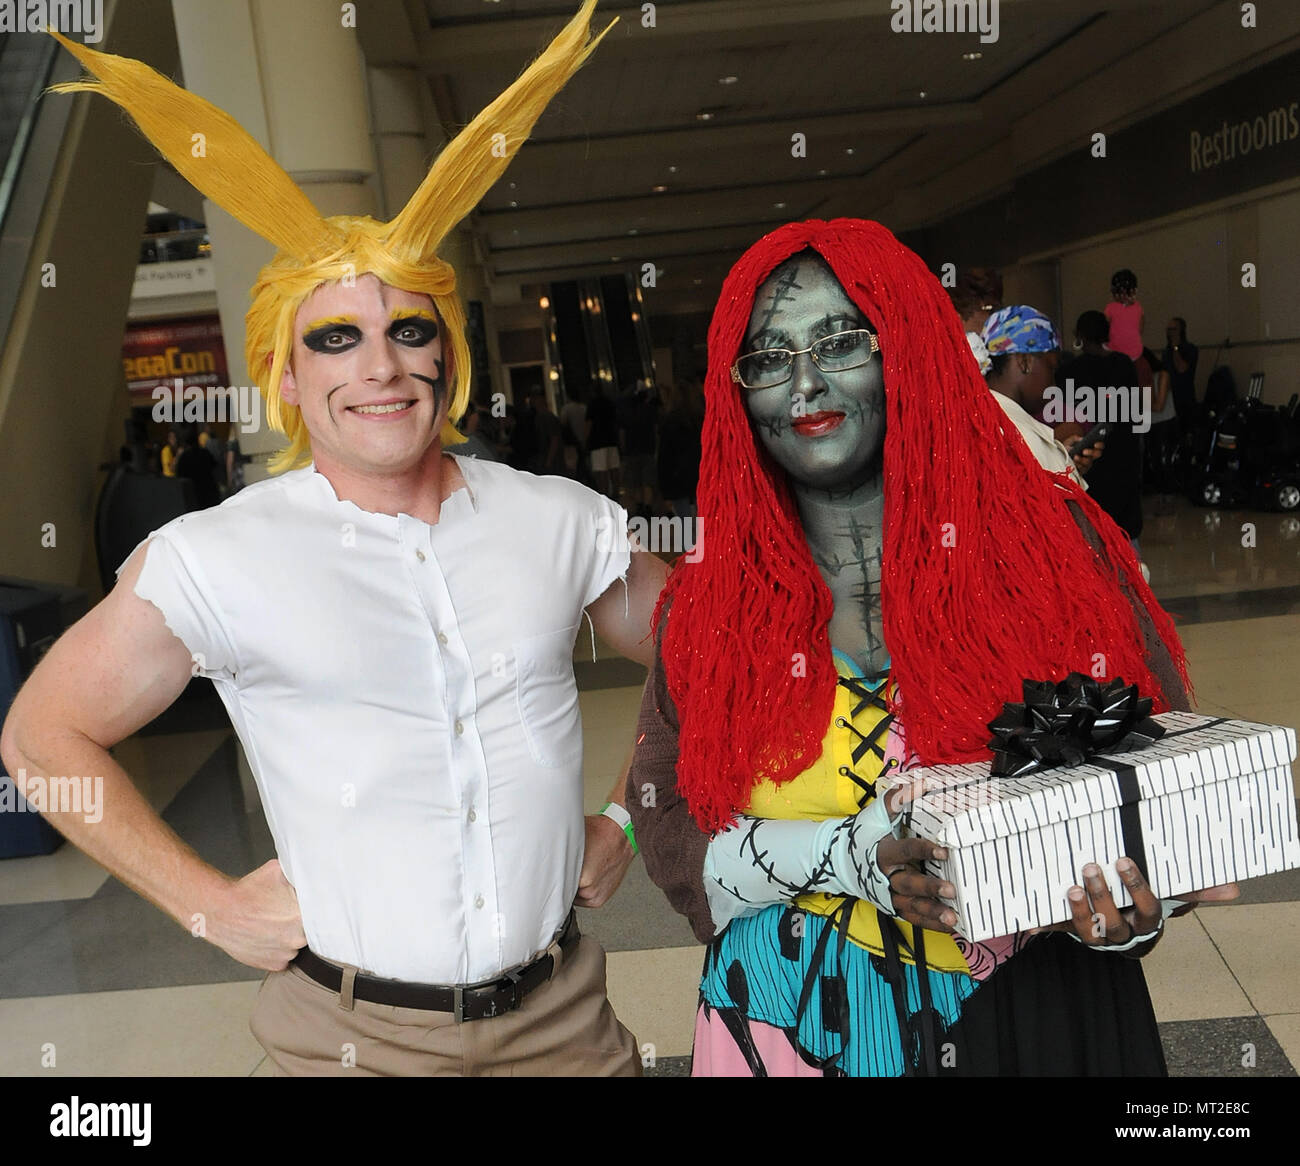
[656,219,1190,834]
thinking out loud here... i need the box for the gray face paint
[740,256,885,492]
[740,254,890,678]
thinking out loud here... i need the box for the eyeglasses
[730,329,880,390]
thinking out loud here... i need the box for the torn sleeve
[119,532,237,682]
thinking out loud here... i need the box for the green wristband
[599,801,638,855]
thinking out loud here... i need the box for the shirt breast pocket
[514,624,582,769]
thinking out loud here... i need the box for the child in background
[1105,268,1144,361]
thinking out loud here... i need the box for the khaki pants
[249,935,641,1077]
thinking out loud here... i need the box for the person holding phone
[981,306,1099,484]
[1058,312,1145,553]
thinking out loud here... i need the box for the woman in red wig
[627,218,1217,1077]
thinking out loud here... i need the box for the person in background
[174,424,221,509]
[559,390,589,481]
[199,423,228,496]
[455,401,500,462]
[160,427,179,477]
[656,379,703,522]
[585,383,621,500]
[1057,311,1144,555]
[947,267,1003,376]
[619,378,659,519]
[981,306,1099,487]
[529,386,565,475]
[225,434,246,495]
[1143,348,1179,493]
[1105,268,1144,362]
[509,388,539,470]
[1163,317,1199,434]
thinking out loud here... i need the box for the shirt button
[416,550,426,562]
[468,808,477,823]
[455,720,464,736]
[474,895,485,909]
[437,631,449,646]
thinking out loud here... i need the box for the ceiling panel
[394,0,1224,300]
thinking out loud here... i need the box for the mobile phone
[1069,422,1110,457]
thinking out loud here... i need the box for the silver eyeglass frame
[730,329,881,389]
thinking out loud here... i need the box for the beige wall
[1057,182,1300,406]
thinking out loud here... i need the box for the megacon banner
[121,315,230,394]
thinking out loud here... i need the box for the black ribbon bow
[986,673,1165,778]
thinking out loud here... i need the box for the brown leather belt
[291,911,580,1022]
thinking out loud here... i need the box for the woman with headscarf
[627,219,1224,1077]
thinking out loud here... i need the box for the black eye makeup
[388,315,439,346]
[302,323,362,353]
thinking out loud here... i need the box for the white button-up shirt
[120,455,629,983]
[991,391,1088,490]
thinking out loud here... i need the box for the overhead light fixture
[693,278,703,285]
[845,147,855,156]
[696,111,715,122]
[919,90,927,98]
[962,51,983,61]
[549,369,559,380]
[817,168,829,176]
[718,75,738,85]
[652,184,668,193]
[773,201,787,210]
[628,228,638,235]
[539,296,550,309]
[668,165,678,174]
[610,255,622,262]
[509,200,518,208]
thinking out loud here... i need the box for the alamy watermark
[152,380,261,434]
[1042,379,1151,434]
[890,0,999,44]
[1,769,102,823]
[0,0,103,42]
[597,515,703,562]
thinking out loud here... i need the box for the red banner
[122,315,230,394]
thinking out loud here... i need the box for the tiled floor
[1,493,1297,1077]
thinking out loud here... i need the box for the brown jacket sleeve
[625,612,717,944]
[1066,500,1191,711]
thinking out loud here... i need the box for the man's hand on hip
[208,859,307,971]
[577,813,635,908]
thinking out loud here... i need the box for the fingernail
[941,885,955,898]
[1117,858,1132,872]
[1083,863,1100,878]
[1068,887,1085,902]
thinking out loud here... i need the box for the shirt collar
[302,452,480,521]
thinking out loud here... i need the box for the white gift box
[878,711,1300,943]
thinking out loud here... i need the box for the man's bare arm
[0,541,304,970]
[584,541,667,668]
[574,543,668,905]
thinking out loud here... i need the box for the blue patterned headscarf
[982,305,1061,356]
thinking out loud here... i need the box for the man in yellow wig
[1,2,665,1076]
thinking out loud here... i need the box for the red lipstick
[791,410,846,437]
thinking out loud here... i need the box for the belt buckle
[453,986,466,1024]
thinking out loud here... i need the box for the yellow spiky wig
[50,2,611,472]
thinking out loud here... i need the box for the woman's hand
[872,781,958,933]
[875,835,958,932]
[1031,858,1165,956]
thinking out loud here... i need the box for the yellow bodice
[746,672,970,975]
